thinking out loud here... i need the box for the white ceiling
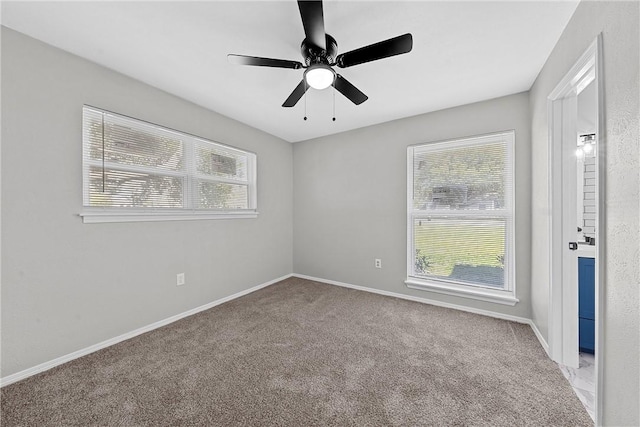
[1,1,578,143]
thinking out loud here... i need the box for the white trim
[294,274,550,353]
[0,274,292,388]
[547,35,604,426]
[248,151,258,211]
[192,173,249,187]
[407,130,516,302]
[294,274,529,324]
[410,210,510,218]
[406,146,415,288]
[405,278,519,306]
[594,33,605,427]
[79,209,259,223]
[85,159,189,180]
[82,105,258,220]
[547,88,564,363]
[530,320,550,356]
[547,44,596,100]
[547,38,597,367]
[409,130,516,152]
[547,36,600,365]
[84,105,257,158]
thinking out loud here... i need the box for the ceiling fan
[228,0,413,108]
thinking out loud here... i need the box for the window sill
[405,277,519,306]
[79,209,258,223]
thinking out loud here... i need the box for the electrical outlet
[176,273,185,286]
[375,259,382,269]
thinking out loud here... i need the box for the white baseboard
[2,273,551,387]
[293,273,533,325]
[528,320,550,355]
[0,274,292,388]
[294,274,553,354]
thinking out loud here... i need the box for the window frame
[405,131,518,306]
[80,106,258,223]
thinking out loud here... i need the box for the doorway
[547,36,603,424]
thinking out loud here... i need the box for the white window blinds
[407,131,515,294]
[82,106,257,222]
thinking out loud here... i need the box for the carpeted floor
[1,277,592,426]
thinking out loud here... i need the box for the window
[81,106,257,223]
[406,131,517,305]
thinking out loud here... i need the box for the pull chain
[303,80,308,121]
[332,85,336,122]
[302,81,337,122]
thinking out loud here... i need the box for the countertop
[576,244,596,258]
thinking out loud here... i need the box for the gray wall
[293,92,531,319]
[1,28,293,377]
[4,3,639,422]
[529,1,639,425]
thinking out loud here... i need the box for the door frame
[547,34,604,424]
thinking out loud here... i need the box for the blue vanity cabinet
[578,257,595,353]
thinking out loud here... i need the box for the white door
[560,94,579,369]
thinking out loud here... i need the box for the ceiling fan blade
[297,0,326,50]
[228,54,303,69]
[333,75,368,105]
[282,80,309,107]
[336,33,413,68]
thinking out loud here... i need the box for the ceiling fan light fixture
[304,64,335,90]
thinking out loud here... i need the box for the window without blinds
[82,106,257,221]
[407,131,515,295]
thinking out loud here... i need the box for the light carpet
[1,277,592,426]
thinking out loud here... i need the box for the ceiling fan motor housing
[301,34,338,66]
